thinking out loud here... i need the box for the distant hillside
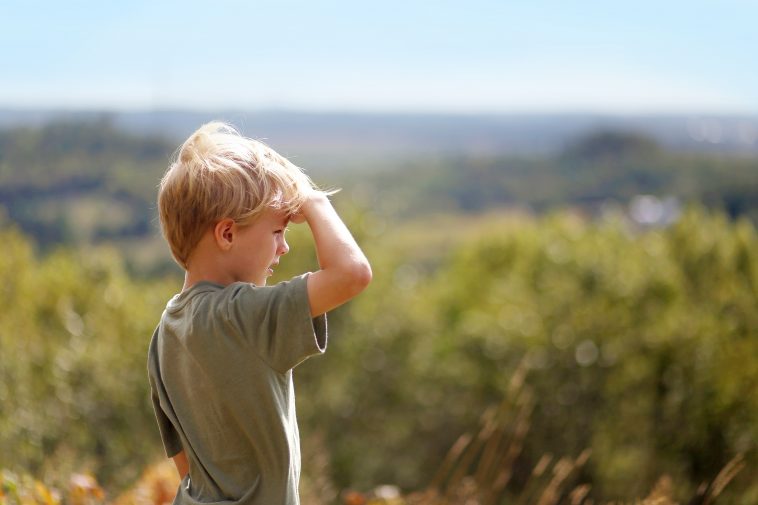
[345,130,758,223]
[1,110,757,173]
[0,120,172,263]
[0,120,756,274]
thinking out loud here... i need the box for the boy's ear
[213,219,236,251]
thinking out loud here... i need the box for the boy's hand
[289,211,306,225]
[289,192,323,225]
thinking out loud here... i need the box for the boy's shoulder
[154,274,325,374]
[177,274,309,300]
[164,274,309,317]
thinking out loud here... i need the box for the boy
[147,122,371,505]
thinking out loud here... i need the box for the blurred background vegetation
[0,115,756,504]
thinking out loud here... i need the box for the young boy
[147,122,371,505]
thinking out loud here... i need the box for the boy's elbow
[356,260,373,289]
[346,258,372,296]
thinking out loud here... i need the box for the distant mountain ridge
[0,116,755,273]
[1,110,756,171]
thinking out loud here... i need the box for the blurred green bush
[294,205,757,503]
[0,228,176,491]
[0,204,755,503]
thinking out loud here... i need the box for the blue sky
[3,0,757,113]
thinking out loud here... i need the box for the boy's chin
[248,270,272,286]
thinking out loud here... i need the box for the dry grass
[330,362,746,505]
[0,364,745,505]
[1,445,742,505]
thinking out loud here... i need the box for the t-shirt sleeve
[147,337,183,458]
[226,273,328,373]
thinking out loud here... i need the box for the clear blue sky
[3,0,757,113]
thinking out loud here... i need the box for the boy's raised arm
[295,193,372,316]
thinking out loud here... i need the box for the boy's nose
[278,237,290,255]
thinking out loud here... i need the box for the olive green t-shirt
[147,274,327,505]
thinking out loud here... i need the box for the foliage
[0,163,756,502]
[561,131,663,161]
[0,227,177,492]
[1,426,746,505]
[0,120,172,253]
[0,114,754,505]
[348,134,758,223]
[1,121,757,267]
[292,205,757,503]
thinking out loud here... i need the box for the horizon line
[1,105,757,119]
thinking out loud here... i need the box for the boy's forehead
[264,207,291,224]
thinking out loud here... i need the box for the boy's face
[230,207,291,286]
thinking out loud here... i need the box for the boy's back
[147,122,370,505]
[148,275,326,505]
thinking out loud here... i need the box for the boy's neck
[183,268,233,292]
[182,233,235,291]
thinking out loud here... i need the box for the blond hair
[158,121,324,268]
